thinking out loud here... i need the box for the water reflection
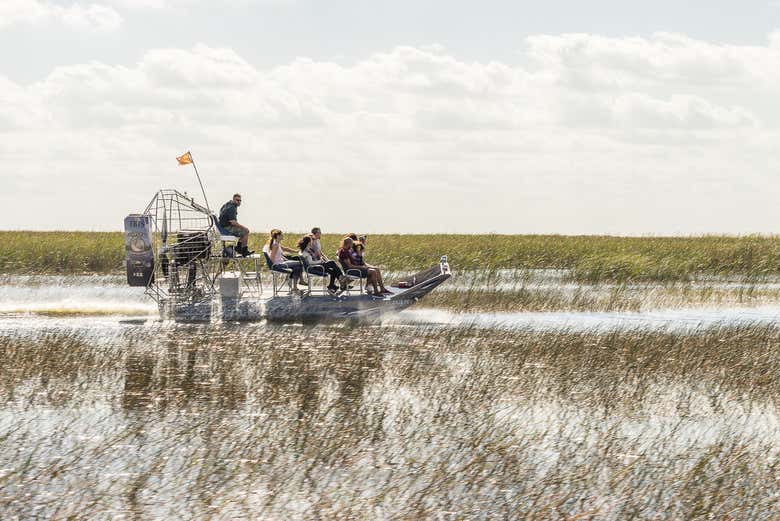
[122,350,156,410]
[120,325,385,428]
[123,327,248,411]
[1,320,778,519]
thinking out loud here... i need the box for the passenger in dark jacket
[218,193,252,256]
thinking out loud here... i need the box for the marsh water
[1,274,779,519]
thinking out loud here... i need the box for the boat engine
[171,231,211,287]
[124,214,155,286]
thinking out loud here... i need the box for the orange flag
[176,152,193,165]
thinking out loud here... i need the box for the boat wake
[391,306,780,333]
[4,275,780,331]
[0,276,156,317]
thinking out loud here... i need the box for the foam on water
[393,305,780,333]
[3,275,780,332]
[0,275,156,316]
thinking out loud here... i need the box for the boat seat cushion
[211,215,240,243]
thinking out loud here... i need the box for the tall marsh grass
[4,231,780,281]
[1,323,778,519]
[0,231,124,274]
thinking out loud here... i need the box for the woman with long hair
[262,229,303,291]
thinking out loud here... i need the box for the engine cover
[124,214,154,286]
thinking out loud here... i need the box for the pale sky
[2,0,780,233]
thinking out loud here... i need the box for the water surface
[0,276,778,519]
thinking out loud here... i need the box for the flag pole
[188,151,211,213]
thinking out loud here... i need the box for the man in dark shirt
[218,193,252,256]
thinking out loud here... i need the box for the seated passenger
[299,236,345,293]
[262,229,302,291]
[218,193,253,257]
[308,227,333,263]
[352,239,390,294]
[351,240,364,265]
[345,233,361,266]
[338,237,389,295]
[345,233,387,289]
[348,233,370,264]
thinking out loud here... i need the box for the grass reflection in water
[0,322,778,519]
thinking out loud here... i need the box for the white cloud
[771,30,780,48]
[105,0,165,8]
[104,0,294,8]
[2,32,780,233]
[612,93,757,129]
[0,0,122,31]
[526,32,780,90]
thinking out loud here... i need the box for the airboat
[124,189,451,322]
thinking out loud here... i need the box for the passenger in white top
[308,227,327,261]
[262,229,302,291]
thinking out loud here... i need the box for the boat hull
[264,294,410,322]
[165,262,451,323]
[225,272,451,322]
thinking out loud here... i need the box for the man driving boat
[219,193,253,256]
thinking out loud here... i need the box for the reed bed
[4,231,780,282]
[0,322,778,519]
[426,281,780,312]
[4,271,780,317]
[0,231,123,274]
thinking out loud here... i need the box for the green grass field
[3,231,780,281]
